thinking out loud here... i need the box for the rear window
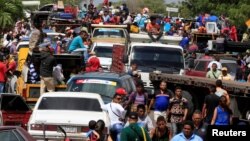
[93,28,125,38]
[195,61,208,71]
[0,95,30,111]
[94,46,113,58]
[222,62,237,74]
[38,97,102,112]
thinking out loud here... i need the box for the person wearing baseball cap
[218,67,232,80]
[101,89,126,141]
[115,88,127,95]
[120,112,151,141]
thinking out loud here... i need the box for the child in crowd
[86,120,100,141]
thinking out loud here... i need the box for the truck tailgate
[2,111,32,128]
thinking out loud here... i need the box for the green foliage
[40,0,81,7]
[0,0,24,30]
[181,0,250,28]
[141,0,166,14]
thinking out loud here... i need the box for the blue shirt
[215,106,230,125]
[179,37,190,48]
[209,15,218,22]
[68,36,85,52]
[154,90,170,111]
[164,22,171,32]
[171,132,203,141]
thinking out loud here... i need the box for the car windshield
[68,79,119,103]
[93,28,125,38]
[131,46,184,72]
[38,97,102,111]
[94,46,113,58]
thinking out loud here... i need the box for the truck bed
[150,73,250,96]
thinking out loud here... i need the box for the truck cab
[127,42,185,88]
[91,24,130,49]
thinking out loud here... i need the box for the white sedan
[28,92,110,140]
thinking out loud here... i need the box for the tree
[40,0,80,7]
[180,0,250,29]
[0,0,24,31]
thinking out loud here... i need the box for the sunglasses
[116,97,122,101]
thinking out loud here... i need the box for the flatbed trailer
[149,72,250,122]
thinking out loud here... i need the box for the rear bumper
[29,131,86,140]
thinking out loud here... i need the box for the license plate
[59,126,77,133]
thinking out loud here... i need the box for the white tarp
[22,1,40,6]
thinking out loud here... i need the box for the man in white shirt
[207,56,222,70]
[101,93,126,141]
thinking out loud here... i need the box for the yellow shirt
[218,74,232,80]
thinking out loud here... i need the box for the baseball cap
[221,67,227,71]
[129,112,138,120]
[115,88,127,95]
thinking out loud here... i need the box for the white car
[91,42,114,70]
[28,92,110,140]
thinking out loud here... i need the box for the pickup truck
[185,58,237,79]
[90,24,131,71]
[0,94,32,130]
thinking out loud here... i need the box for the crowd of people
[0,0,249,141]
[85,77,238,141]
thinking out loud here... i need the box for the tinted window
[124,79,132,94]
[195,61,207,71]
[222,62,237,74]
[13,130,25,141]
[1,96,30,111]
[0,130,19,141]
[128,78,136,91]
[131,46,184,71]
[38,97,102,111]
[94,46,113,58]
[93,29,125,38]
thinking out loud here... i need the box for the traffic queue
[0,1,250,141]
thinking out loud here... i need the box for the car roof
[94,42,121,46]
[0,126,23,130]
[71,72,130,80]
[17,41,29,45]
[130,42,183,50]
[195,58,236,63]
[40,91,102,99]
[46,32,65,36]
